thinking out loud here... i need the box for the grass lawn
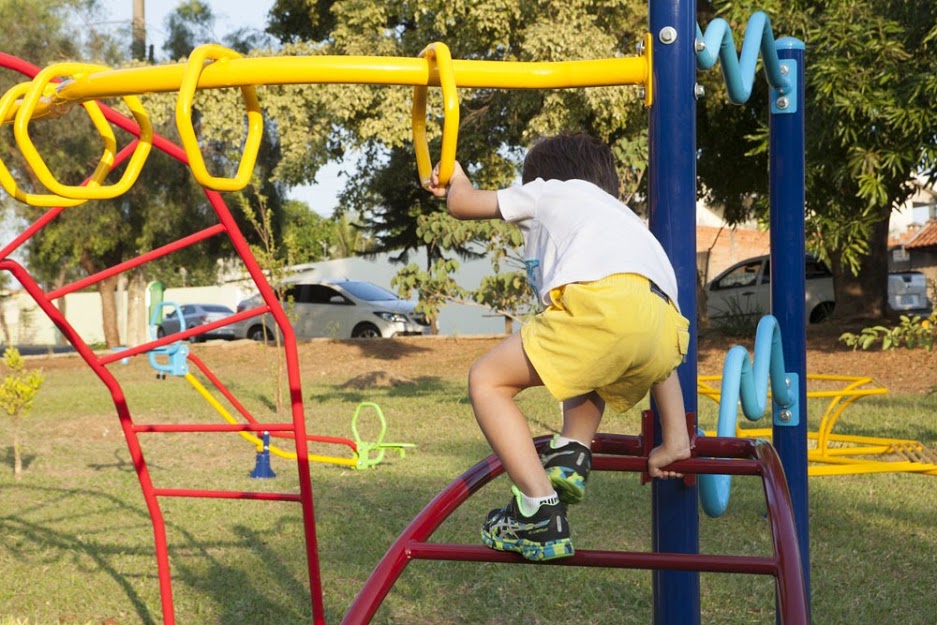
[0,341,935,625]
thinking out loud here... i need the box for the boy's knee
[467,360,488,401]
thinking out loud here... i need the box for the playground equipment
[0,3,813,624]
[699,364,937,478]
[145,304,414,470]
[693,316,799,517]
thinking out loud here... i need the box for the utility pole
[131,0,146,61]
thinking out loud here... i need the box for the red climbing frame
[342,414,808,625]
[0,52,325,625]
[1,52,807,625]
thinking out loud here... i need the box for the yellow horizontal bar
[808,462,937,476]
[6,54,647,122]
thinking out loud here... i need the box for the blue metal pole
[648,2,700,624]
[768,37,811,615]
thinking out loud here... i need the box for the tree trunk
[98,275,122,349]
[126,271,148,346]
[80,253,123,348]
[53,265,68,347]
[830,212,891,321]
[13,427,21,478]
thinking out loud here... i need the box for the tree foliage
[267,0,650,323]
[699,0,937,319]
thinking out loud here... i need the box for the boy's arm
[650,371,689,448]
[427,161,501,220]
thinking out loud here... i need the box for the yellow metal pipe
[808,462,936,477]
[184,373,358,468]
[3,54,648,122]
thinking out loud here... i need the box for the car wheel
[809,301,835,323]
[248,325,272,342]
[352,323,381,339]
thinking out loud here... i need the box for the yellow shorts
[521,273,690,412]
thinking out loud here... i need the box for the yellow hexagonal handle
[412,42,459,190]
[175,44,263,192]
[0,82,83,207]
[13,62,153,201]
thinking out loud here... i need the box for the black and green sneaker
[540,437,592,505]
[480,486,574,561]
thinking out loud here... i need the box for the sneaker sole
[546,466,586,505]
[480,531,575,561]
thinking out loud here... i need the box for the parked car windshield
[339,281,401,302]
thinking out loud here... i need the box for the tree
[699,0,937,320]
[0,347,44,478]
[266,0,650,318]
[392,210,536,333]
[162,0,218,61]
[0,0,137,347]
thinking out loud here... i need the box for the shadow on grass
[0,446,36,472]
[88,448,159,473]
[296,338,433,361]
[1,484,163,624]
[308,376,464,403]
[1,483,324,624]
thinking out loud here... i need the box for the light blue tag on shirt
[524,258,541,296]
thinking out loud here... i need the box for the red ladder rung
[404,543,780,575]
[133,422,296,433]
[153,488,302,502]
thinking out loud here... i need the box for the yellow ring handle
[13,62,154,201]
[176,44,264,192]
[0,82,83,207]
[412,42,459,189]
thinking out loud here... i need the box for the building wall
[696,225,771,284]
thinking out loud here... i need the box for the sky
[98,0,343,216]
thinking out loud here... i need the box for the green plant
[0,347,44,478]
[708,296,761,337]
[839,312,937,351]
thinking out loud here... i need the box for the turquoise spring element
[147,301,189,377]
[695,11,792,105]
[699,315,796,517]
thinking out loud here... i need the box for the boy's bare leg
[648,370,693,479]
[561,391,605,445]
[467,332,554,498]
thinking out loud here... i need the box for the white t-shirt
[497,178,680,309]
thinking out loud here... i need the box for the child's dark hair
[521,131,620,197]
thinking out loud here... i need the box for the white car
[234,279,430,340]
[706,255,836,325]
[155,303,237,341]
[887,271,931,313]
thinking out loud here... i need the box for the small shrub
[709,297,761,337]
[0,347,44,478]
[839,313,937,351]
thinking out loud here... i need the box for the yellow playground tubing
[0,83,82,207]
[175,45,263,192]
[698,374,937,476]
[412,42,459,189]
[0,42,652,195]
[184,373,414,470]
[12,63,152,203]
[184,372,357,468]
